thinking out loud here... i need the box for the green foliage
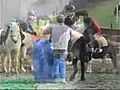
[0,74,36,89]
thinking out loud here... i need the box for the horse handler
[43,14,83,83]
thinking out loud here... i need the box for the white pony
[4,22,21,74]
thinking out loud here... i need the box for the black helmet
[64,5,75,12]
[56,14,65,23]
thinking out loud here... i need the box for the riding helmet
[64,5,75,12]
[56,14,65,23]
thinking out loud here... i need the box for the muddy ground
[0,64,120,89]
[35,65,120,89]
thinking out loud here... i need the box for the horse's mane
[75,9,88,17]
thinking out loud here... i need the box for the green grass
[87,0,119,29]
[0,74,36,89]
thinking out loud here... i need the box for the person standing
[64,5,76,28]
[43,14,83,83]
[83,13,102,36]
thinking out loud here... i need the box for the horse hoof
[1,69,5,73]
[69,74,75,81]
[15,71,19,74]
[81,78,85,81]
[4,69,8,73]
[21,67,27,72]
[112,69,117,73]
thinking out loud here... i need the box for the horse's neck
[73,22,86,33]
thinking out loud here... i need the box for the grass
[0,74,36,89]
[87,0,119,29]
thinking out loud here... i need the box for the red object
[91,18,102,34]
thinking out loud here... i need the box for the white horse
[0,28,6,73]
[4,22,21,74]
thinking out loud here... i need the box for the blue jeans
[54,54,66,79]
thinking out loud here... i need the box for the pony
[19,31,35,72]
[69,33,117,81]
[17,19,39,72]
[2,22,22,74]
[66,10,117,81]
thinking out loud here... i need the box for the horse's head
[9,22,21,43]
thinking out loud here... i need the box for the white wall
[0,0,37,28]
[32,0,70,16]
[0,0,70,28]
[0,0,1,28]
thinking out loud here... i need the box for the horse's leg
[2,55,9,73]
[1,54,5,73]
[80,58,85,81]
[80,41,87,81]
[86,61,92,73]
[26,48,34,73]
[20,58,27,72]
[10,50,16,73]
[80,43,88,79]
[69,57,78,81]
[7,52,13,73]
[20,46,27,72]
[100,58,106,72]
[29,54,34,72]
[109,48,117,72]
[15,49,21,74]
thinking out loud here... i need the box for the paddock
[0,63,120,89]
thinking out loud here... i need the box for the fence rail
[101,27,120,35]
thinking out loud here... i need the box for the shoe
[62,79,67,84]
[55,78,67,84]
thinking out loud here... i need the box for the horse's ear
[7,23,12,30]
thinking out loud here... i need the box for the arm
[70,29,83,39]
[91,18,101,34]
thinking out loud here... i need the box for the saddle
[92,38,108,59]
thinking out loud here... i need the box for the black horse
[64,9,94,81]
[64,10,117,81]
[69,32,117,81]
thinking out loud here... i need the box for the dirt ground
[35,65,120,89]
[0,64,120,89]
